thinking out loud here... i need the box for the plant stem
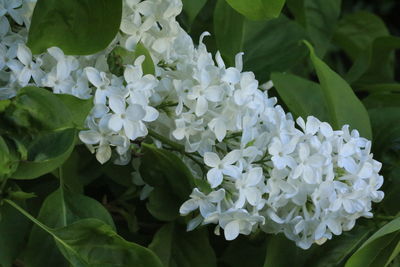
[147,129,205,170]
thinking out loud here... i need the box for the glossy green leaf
[12,128,76,180]
[304,41,372,139]
[140,144,195,221]
[214,0,244,66]
[271,72,329,122]
[11,87,72,130]
[334,11,389,60]
[149,223,217,267]
[27,0,122,55]
[53,219,163,267]
[225,0,286,21]
[243,16,308,82]
[24,189,115,266]
[345,218,400,267]
[54,94,93,128]
[303,0,341,57]
[0,201,30,267]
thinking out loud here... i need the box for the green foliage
[0,201,30,267]
[225,0,286,21]
[53,219,162,267]
[181,0,207,28]
[271,72,329,121]
[24,188,116,266]
[108,43,155,76]
[149,223,217,267]
[304,41,372,139]
[346,218,400,267]
[140,144,195,221]
[27,0,122,55]
[1,0,400,266]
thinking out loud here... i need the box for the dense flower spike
[0,0,383,249]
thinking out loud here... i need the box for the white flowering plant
[0,0,399,266]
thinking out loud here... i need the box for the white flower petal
[17,44,32,66]
[207,168,223,188]
[224,220,240,241]
[204,152,220,168]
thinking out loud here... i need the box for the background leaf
[214,0,244,66]
[54,219,163,267]
[140,144,195,221]
[149,223,217,267]
[24,188,115,266]
[304,41,372,139]
[271,72,329,122]
[0,201,30,267]
[225,0,286,21]
[345,218,400,267]
[27,0,122,55]
[303,0,341,57]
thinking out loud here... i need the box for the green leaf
[182,0,207,27]
[303,0,341,57]
[214,0,245,66]
[356,36,400,84]
[303,41,372,139]
[309,226,371,267]
[140,144,195,221]
[271,72,329,122]
[53,218,163,267]
[12,128,76,180]
[243,16,308,82]
[345,218,400,267]
[0,136,19,181]
[356,83,400,94]
[108,43,155,76]
[24,189,115,266]
[11,87,73,130]
[368,107,400,160]
[0,201,30,267]
[334,11,389,60]
[54,94,93,128]
[225,0,286,21]
[264,234,312,267]
[135,42,156,75]
[0,99,11,112]
[149,223,217,267]
[363,93,400,110]
[27,0,122,55]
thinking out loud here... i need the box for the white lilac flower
[85,67,123,104]
[0,0,384,250]
[204,150,241,188]
[0,0,23,25]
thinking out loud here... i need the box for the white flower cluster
[0,0,384,249]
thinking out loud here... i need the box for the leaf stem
[4,199,78,256]
[147,129,205,170]
[4,199,53,235]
